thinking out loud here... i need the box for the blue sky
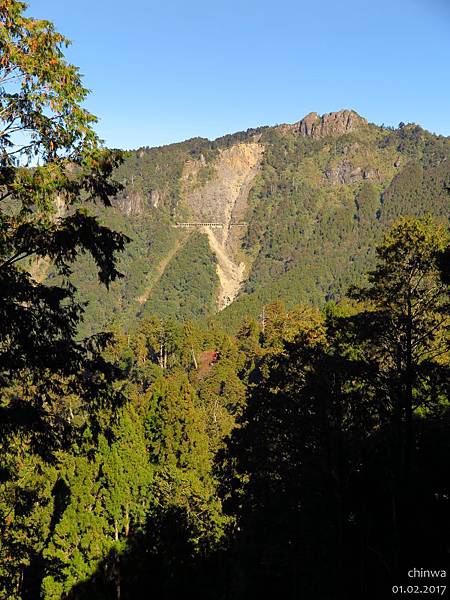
[28,0,450,149]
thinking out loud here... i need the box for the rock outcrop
[283,109,367,139]
[324,161,381,185]
[114,189,161,215]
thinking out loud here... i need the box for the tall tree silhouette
[348,216,450,573]
[220,217,449,599]
[0,3,127,596]
[0,0,128,446]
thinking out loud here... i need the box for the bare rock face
[114,189,161,215]
[298,111,320,136]
[325,161,380,185]
[285,109,367,139]
[182,142,264,242]
[181,142,264,309]
[325,161,362,184]
[114,191,145,215]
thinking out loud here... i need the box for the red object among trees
[196,350,219,378]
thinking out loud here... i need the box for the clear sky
[27,0,450,149]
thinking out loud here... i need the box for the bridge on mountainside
[172,222,248,229]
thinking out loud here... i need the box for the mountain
[62,110,450,335]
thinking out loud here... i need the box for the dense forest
[1,3,449,600]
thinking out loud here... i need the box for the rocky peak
[286,109,367,138]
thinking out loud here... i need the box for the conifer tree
[350,216,450,477]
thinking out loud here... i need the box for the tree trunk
[191,347,198,369]
[404,297,414,482]
[125,510,130,537]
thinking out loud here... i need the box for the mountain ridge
[60,109,450,335]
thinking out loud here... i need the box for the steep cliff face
[282,109,367,138]
[181,142,264,235]
[113,189,161,215]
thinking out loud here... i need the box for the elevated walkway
[172,222,247,229]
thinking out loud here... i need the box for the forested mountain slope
[64,110,450,334]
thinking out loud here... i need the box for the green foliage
[42,450,111,598]
[114,138,219,214]
[1,7,449,598]
[0,0,127,382]
[349,216,450,419]
[0,436,57,599]
[68,208,180,337]
[147,373,211,474]
[196,351,246,451]
[219,218,449,598]
[41,406,153,597]
[380,123,450,165]
[142,232,219,321]
[218,124,449,330]
[1,216,449,599]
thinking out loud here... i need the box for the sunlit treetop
[0,0,100,164]
[0,0,123,213]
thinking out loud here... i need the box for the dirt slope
[182,142,264,308]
